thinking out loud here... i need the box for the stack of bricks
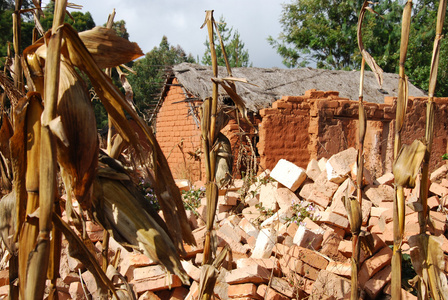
[1,149,447,299]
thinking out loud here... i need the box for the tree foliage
[128,36,195,121]
[268,0,403,71]
[202,16,252,67]
[269,0,448,96]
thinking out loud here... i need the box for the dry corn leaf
[0,191,17,253]
[54,61,99,209]
[393,139,426,188]
[409,234,448,300]
[92,154,189,285]
[357,1,383,87]
[78,26,143,69]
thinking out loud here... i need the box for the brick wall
[157,83,448,181]
[156,78,202,182]
[258,89,448,179]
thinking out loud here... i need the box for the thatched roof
[171,62,426,112]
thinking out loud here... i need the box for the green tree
[201,16,251,67]
[0,0,34,66]
[268,0,403,70]
[128,36,195,121]
[40,2,95,32]
[269,0,448,96]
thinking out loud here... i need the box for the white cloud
[59,0,287,68]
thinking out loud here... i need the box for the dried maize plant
[198,10,255,299]
[0,0,196,298]
[408,0,448,299]
[391,1,413,298]
[343,2,384,298]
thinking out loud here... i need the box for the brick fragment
[227,283,258,299]
[257,284,290,300]
[326,148,357,184]
[364,265,392,299]
[310,270,351,300]
[270,159,307,192]
[359,246,393,286]
[225,264,270,284]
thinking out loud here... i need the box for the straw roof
[170,62,426,112]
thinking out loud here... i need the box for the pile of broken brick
[1,147,447,299]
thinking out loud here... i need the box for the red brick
[311,269,351,299]
[228,283,259,299]
[288,245,329,270]
[429,182,448,197]
[364,265,392,299]
[131,273,182,294]
[169,286,189,300]
[138,291,161,300]
[359,246,393,286]
[326,261,351,277]
[257,284,290,300]
[225,264,270,284]
[307,190,331,208]
[0,269,8,286]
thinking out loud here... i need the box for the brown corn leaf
[409,234,448,300]
[357,1,383,87]
[393,139,426,188]
[92,168,190,285]
[211,78,256,132]
[78,26,143,69]
[54,61,99,209]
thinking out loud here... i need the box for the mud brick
[359,246,393,287]
[375,172,394,185]
[289,245,329,270]
[326,261,351,277]
[227,283,259,299]
[257,284,290,300]
[364,184,395,205]
[270,159,307,192]
[225,264,270,284]
[364,265,392,299]
[326,148,357,184]
[429,182,448,197]
[310,270,351,300]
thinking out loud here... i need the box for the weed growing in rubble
[139,179,160,211]
[181,186,206,211]
[285,200,318,226]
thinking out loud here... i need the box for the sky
[63,0,288,69]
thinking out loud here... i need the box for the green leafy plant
[285,200,318,226]
[442,153,448,160]
[181,186,206,211]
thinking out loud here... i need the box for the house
[153,62,447,183]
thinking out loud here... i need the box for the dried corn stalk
[391,1,413,298]
[411,0,447,299]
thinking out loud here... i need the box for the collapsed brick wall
[258,89,448,179]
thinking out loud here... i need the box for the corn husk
[409,234,448,300]
[54,61,99,209]
[78,26,143,69]
[394,140,426,189]
[92,155,189,285]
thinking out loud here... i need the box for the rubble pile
[1,147,447,299]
